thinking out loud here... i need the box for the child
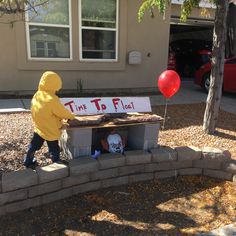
[24,71,75,168]
[101,128,126,154]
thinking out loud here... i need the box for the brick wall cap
[69,156,97,166]
[223,160,236,174]
[124,150,151,156]
[98,153,123,160]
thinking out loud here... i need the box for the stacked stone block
[60,123,160,159]
[127,123,160,150]
[60,128,92,158]
[0,146,236,217]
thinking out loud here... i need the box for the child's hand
[67,118,78,127]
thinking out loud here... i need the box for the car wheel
[202,73,210,93]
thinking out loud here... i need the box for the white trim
[82,19,116,24]
[69,0,73,60]
[171,0,216,8]
[25,0,72,61]
[26,22,70,28]
[27,57,73,62]
[25,12,31,60]
[79,0,82,61]
[81,26,117,31]
[116,0,119,62]
[79,0,119,62]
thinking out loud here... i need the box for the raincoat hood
[31,71,75,141]
[38,71,62,92]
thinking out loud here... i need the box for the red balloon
[157,70,181,98]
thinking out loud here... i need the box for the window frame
[78,0,119,62]
[25,0,73,61]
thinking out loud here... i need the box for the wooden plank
[63,113,163,130]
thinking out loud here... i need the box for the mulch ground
[0,177,236,236]
[0,103,236,235]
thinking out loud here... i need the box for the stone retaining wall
[0,146,236,217]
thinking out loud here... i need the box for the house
[0,0,215,96]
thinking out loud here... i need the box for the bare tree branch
[15,0,21,12]
[0,0,48,15]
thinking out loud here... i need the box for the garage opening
[169,18,214,79]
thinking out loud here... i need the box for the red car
[167,50,177,71]
[194,57,236,93]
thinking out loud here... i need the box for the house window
[79,0,118,61]
[36,41,57,57]
[26,0,72,60]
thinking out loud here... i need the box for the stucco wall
[0,0,171,94]
[0,15,20,91]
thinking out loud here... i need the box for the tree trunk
[203,0,229,134]
[225,3,236,58]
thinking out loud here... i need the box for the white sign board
[60,97,152,115]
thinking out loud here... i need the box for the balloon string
[162,98,169,130]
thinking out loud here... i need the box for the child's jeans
[25,132,60,164]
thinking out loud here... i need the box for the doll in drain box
[92,128,126,158]
[101,128,127,154]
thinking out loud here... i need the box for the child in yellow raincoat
[24,71,75,168]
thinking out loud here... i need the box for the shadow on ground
[0,176,233,236]
[152,103,236,135]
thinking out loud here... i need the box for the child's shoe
[91,150,101,159]
[55,159,68,165]
[23,157,37,168]
[52,157,60,163]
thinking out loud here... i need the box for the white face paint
[107,133,124,153]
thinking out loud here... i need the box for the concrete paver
[0,98,30,113]
[150,81,236,114]
[0,99,26,109]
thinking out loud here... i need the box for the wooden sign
[60,97,152,115]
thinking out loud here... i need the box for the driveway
[150,81,236,115]
[0,81,235,115]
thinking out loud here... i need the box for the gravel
[0,103,235,173]
[0,103,236,235]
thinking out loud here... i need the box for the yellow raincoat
[31,71,75,141]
